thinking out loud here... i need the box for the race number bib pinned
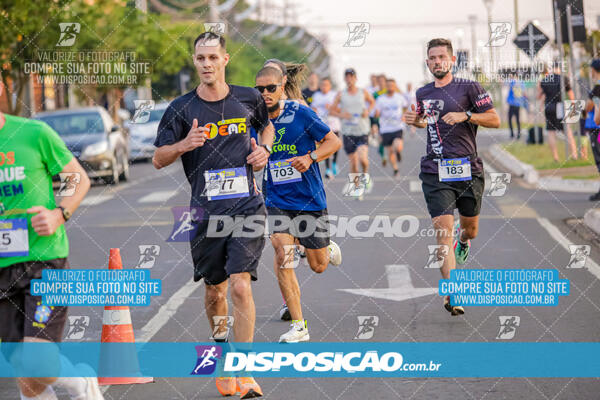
[0,218,29,257]
[438,158,472,182]
[269,160,301,185]
[203,167,249,201]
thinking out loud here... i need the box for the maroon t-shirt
[416,77,493,174]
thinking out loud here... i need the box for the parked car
[35,107,130,184]
[125,102,168,162]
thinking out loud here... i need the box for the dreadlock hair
[263,59,308,101]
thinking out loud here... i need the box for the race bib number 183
[438,158,472,182]
[0,218,29,257]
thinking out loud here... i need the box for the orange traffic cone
[98,248,153,385]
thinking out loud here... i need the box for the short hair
[264,59,287,76]
[386,78,395,82]
[427,38,453,56]
[194,32,226,49]
[321,76,331,83]
[256,66,283,82]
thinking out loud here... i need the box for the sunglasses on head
[254,84,280,93]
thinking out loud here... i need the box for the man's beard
[267,102,280,113]
[432,68,449,79]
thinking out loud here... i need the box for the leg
[590,130,600,172]
[204,280,228,334]
[547,130,559,162]
[387,145,396,170]
[17,339,58,398]
[271,233,303,321]
[358,144,369,174]
[459,214,479,242]
[515,106,521,138]
[508,107,515,138]
[304,247,329,274]
[228,272,255,342]
[348,151,359,174]
[432,214,455,280]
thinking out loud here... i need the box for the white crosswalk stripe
[80,194,113,206]
[138,190,178,203]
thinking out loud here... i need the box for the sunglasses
[254,84,280,93]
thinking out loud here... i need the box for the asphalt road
[1,128,600,399]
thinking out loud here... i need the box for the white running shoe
[279,320,310,343]
[73,364,104,400]
[328,240,342,266]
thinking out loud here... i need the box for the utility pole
[514,0,519,65]
[566,3,582,156]
[554,0,569,158]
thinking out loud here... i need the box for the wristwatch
[310,152,318,163]
[57,206,71,222]
[261,144,272,154]
[465,110,472,122]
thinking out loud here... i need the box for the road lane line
[138,190,178,203]
[409,180,422,193]
[537,217,600,280]
[79,194,113,206]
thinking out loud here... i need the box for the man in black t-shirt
[586,59,600,201]
[153,32,274,399]
[537,64,578,162]
[405,38,500,316]
[301,72,319,106]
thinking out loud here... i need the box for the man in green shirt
[0,79,103,399]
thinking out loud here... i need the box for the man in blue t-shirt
[405,38,500,317]
[506,75,527,139]
[255,66,342,343]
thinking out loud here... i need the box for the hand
[27,206,64,236]
[441,112,468,125]
[361,109,369,118]
[246,138,269,169]
[404,104,420,126]
[289,154,313,173]
[178,118,208,153]
[341,112,352,120]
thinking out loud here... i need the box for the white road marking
[409,180,422,193]
[138,190,178,203]
[537,217,600,280]
[338,264,437,301]
[80,194,113,206]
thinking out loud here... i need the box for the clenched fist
[178,118,208,153]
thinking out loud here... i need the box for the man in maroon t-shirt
[405,38,500,316]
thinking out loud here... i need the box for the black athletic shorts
[545,106,563,131]
[267,207,330,249]
[381,130,403,147]
[191,203,266,285]
[419,172,485,218]
[369,116,379,128]
[0,258,69,342]
[343,135,368,154]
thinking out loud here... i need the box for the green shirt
[0,114,73,268]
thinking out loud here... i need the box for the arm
[153,118,208,170]
[595,102,600,126]
[363,89,375,116]
[289,131,342,173]
[441,108,500,128]
[567,89,575,101]
[27,157,90,236]
[328,92,346,118]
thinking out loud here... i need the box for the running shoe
[393,169,399,178]
[74,364,104,400]
[236,377,263,399]
[443,295,465,316]
[332,162,338,176]
[453,220,470,265]
[328,240,342,266]
[382,158,387,167]
[216,377,237,397]
[279,319,310,343]
[279,304,291,321]
[590,191,600,201]
[325,168,333,180]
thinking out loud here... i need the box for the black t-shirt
[540,73,571,108]
[416,78,494,175]
[154,85,269,217]
[302,88,317,105]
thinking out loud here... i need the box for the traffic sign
[513,22,549,59]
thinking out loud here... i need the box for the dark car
[35,107,130,184]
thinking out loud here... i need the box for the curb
[584,208,600,236]
[487,144,599,192]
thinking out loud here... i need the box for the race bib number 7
[438,158,472,182]
[203,167,249,201]
[270,160,302,185]
[0,218,29,257]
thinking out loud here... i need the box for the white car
[126,102,169,161]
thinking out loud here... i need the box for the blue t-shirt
[506,80,526,108]
[265,101,330,211]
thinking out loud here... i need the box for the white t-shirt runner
[375,92,407,134]
[311,90,341,132]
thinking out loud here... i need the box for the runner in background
[372,74,388,165]
[403,82,418,135]
[586,59,600,201]
[375,78,408,176]
[302,72,319,106]
[312,77,341,179]
[506,73,527,140]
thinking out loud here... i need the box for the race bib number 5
[438,158,472,182]
[203,167,249,200]
[0,218,29,257]
[270,160,302,185]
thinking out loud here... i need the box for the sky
[251,0,600,89]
